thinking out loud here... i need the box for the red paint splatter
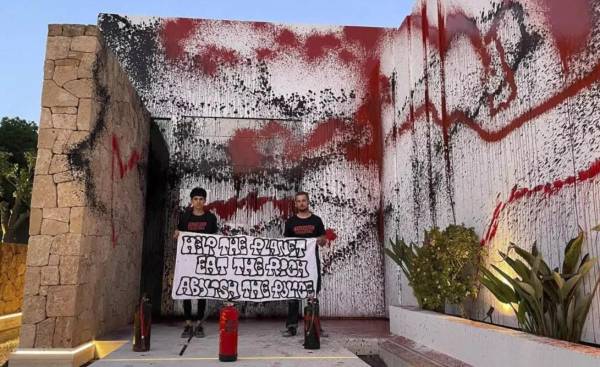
[206,192,294,221]
[342,26,386,54]
[339,49,356,64]
[111,135,142,247]
[304,33,342,62]
[256,48,276,61]
[534,0,593,72]
[160,18,199,61]
[481,157,600,245]
[325,228,337,241]
[276,29,301,48]
[192,45,239,75]
[112,135,141,179]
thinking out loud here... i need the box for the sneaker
[194,324,205,338]
[181,325,193,338]
[282,327,297,337]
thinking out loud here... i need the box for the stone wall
[19,24,151,348]
[0,244,27,315]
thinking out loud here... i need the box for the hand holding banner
[171,232,318,301]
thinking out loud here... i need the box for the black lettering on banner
[219,236,248,256]
[249,238,307,258]
[195,256,229,275]
[232,257,264,276]
[176,276,242,300]
[240,280,270,300]
[180,235,218,256]
[269,280,315,299]
[265,258,309,277]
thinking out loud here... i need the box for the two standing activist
[172,188,329,338]
[173,187,218,338]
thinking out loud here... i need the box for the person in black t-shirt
[282,191,328,337]
[173,187,218,338]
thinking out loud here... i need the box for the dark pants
[183,299,206,322]
[286,254,321,329]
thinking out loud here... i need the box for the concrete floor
[90,319,390,367]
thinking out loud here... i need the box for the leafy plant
[480,229,600,342]
[0,151,35,243]
[386,225,484,315]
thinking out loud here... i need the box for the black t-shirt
[177,209,218,234]
[284,214,325,238]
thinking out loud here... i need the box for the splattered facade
[16,0,600,355]
[99,15,391,318]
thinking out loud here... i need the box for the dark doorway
[140,120,170,317]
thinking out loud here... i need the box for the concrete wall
[383,0,600,344]
[99,15,394,318]
[19,24,151,348]
[390,306,600,367]
[0,244,27,315]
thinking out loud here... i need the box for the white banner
[171,232,318,301]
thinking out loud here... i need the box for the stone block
[57,180,86,207]
[54,171,74,183]
[44,60,54,80]
[59,256,79,284]
[51,106,77,114]
[66,130,89,148]
[52,113,77,130]
[51,233,85,256]
[26,235,53,266]
[43,207,70,222]
[76,98,97,130]
[69,207,85,233]
[49,254,60,266]
[48,154,70,174]
[62,25,85,37]
[70,36,100,53]
[63,79,93,98]
[40,266,59,286]
[19,323,37,348]
[34,317,55,348]
[30,175,57,208]
[39,285,48,296]
[39,108,53,129]
[42,80,78,107]
[46,36,71,60]
[37,128,58,149]
[53,65,78,87]
[23,267,41,296]
[84,25,99,36]
[48,24,62,36]
[41,218,69,235]
[46,285,77,317]
[53,316,76,347]
[52,129,73,154]
[29,208,42,235]
[21,295,46,324]
[34,148,52,175]
[78,53,96,79]
[55,58,80,66]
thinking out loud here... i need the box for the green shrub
[480,228,600,342]
[386,225,483,314]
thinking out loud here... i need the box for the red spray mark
[481,157,600,245]
[111,134,142,247]
[192,45,239,75]
[534,0,593,72]
[325,228,337,242]
[304,33,341,62]
[160,18,199,61]
[206,192,294,221]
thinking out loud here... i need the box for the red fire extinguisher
[219,302,238,362]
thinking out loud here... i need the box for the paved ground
[90,319,389,367]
